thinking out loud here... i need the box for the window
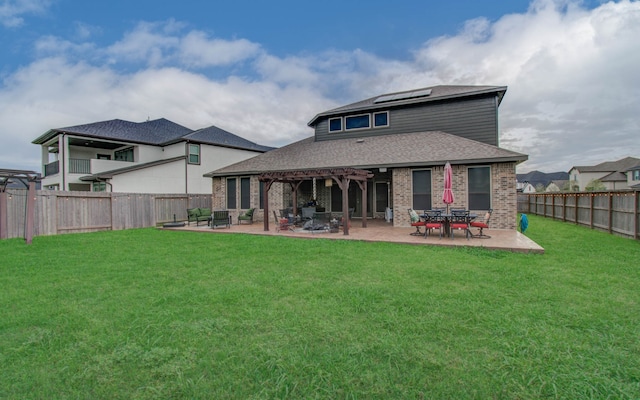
[329,117,342,132]
[345,114,370,130]
[373,111,389,127]
[226,178,237,209]
[188,144,200,165]
[92,182,107,192]
[114,147,134,162]
[240,177,251,209]
[633,170,640,181]
[468,166,491,210]
[97,154,111,160]
[412,170,432,211]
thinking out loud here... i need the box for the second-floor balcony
[44,158,134,177]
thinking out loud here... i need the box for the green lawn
[1,215,639,399]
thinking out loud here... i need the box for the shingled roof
[205,131,527,177]
[32,118,272,153]
[571,157,640,173]
[307,85,507,126]
[181,125,274,152]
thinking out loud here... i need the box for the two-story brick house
[204,85,528,231]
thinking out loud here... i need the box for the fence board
[518,191,639,240]
[1,190,212,240]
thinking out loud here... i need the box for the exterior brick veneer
[214,162,518,230]
[393,162,517,230]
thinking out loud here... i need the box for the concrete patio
[163,218,544,254]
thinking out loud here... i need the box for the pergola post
[356,180,368,228]
[262,180,273,231]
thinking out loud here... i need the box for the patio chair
[449,209,471,240]
[470,209,492,238]
[273,210,292,232]
[408,208,425,236]
[237,208,255,224]
[423,210,443,239]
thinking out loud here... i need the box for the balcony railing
[44,161,59,176]
[69,158,91,174]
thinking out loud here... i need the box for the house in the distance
[205,85,528,231]
[32,118,273,193]
[568,157,640,191]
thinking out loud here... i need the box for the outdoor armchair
[470,209,492,238]
[408,208,425,236]
[238,208,255,224]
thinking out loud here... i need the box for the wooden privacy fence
[0,189,211,240]
[517,191,639,240]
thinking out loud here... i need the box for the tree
[585,179,606,191]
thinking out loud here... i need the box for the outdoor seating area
[164,216,543,253]
[187,207,212,226]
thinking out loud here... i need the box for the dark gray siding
[314,95,499,146]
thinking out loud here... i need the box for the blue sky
[1,0,639,173]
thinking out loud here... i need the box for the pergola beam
[259,167,373,235]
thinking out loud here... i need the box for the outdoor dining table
[421,211,477,237]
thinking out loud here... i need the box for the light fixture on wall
[325,179,333,187]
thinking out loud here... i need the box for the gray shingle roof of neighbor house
[570,157,640,173]
[32,118,273,153]
[181,125,274,152]
[32,118,193,145]
[79,156,186,181]
[307,85,507,126]
[204,130,527,177]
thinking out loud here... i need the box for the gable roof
[570,157,640,173]
[308,85,507,126]
[181,125,274,152]
[205,131,527,177]
[32,118,273,153]
[79,156,186,181]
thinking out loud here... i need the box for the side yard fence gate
[0,189,211,241]
[517,191,639,240]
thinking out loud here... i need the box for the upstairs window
[633,170,640,180]
[345,114,370,130]
[373,111,389,127]
[114,147,134,162]
[188,144,200,165]
[329,117,342,132]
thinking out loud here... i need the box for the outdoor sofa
[187,207,211,226]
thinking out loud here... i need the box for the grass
[1,215,639,399]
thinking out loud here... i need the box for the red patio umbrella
[442,162,454,213]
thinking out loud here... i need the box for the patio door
[375,182,390,214]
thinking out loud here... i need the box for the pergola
[259,167,373,235]
[0,169,40,244]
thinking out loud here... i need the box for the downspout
[61,132,66,190]
[185,142,189,194]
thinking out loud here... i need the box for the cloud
[0,0,50,28]
[1,0,639,174]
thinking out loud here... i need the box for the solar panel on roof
[373,88,432,104]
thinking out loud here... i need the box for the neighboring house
[517,181,536,193]
[205,85,528,230]
[516,170,569,189]
[32,118,273,193]
[568,157,640,191]
[626,164,640,189]
[545,180,569,192]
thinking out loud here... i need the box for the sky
[1,0,639,174]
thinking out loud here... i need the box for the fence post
[608,192,613,234]
[635,190,639,240]
[0,191,7,239]
[25,181,36,244]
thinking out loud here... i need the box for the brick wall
[392,162,518,230]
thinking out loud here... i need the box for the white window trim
[373,111,389,128]
[328,117,343,132]
[345,113,371,131]
[188,143,200,165]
